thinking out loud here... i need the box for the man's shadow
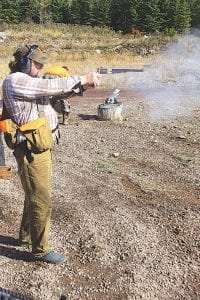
[0,235,32,262]
[0,235,19,246]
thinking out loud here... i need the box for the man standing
[2,44,101,264]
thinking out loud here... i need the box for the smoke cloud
[126,30,200,120]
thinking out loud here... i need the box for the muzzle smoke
[130,30,200,120]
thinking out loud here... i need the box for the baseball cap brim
[30,49,48,64]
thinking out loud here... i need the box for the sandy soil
[0,88,199,300]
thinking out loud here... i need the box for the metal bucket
[98,102,123,121]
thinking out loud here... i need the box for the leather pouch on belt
[19,117,54,153]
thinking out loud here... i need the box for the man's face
[30,60,44,77]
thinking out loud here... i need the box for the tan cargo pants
[14,143,52,257]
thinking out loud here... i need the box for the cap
[29,47,48,64]
[13,45,48,64]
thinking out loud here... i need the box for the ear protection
[17,44,38,74]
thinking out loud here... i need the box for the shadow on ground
[0,235,32,262]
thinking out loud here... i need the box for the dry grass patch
[0,23,173,86]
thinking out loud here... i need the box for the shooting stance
[1,44,101,264]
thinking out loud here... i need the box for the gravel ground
[0,88,199,300]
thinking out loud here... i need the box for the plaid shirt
[2,72,82,142]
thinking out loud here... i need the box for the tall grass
[0,23,175,86]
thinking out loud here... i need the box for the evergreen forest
[0,0,199,34]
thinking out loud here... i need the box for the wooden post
[98,102,123,121]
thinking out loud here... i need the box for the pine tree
[29,0,52,23]
[92,0,111,27]
[19,0,34,22]
[69,0,81,24]
[159,0,171,32]
[79,0,93,25]
[137,0,161,33]
[165,0,191,33]
[110,0,137,33]
[0,0,21,23]
[174,0,191,32]
[189,0,200,27]
[50,0,70,23]
[0,0,195,33]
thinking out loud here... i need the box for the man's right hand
[80,72,101,87]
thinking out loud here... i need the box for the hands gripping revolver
[80,72,101,88]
